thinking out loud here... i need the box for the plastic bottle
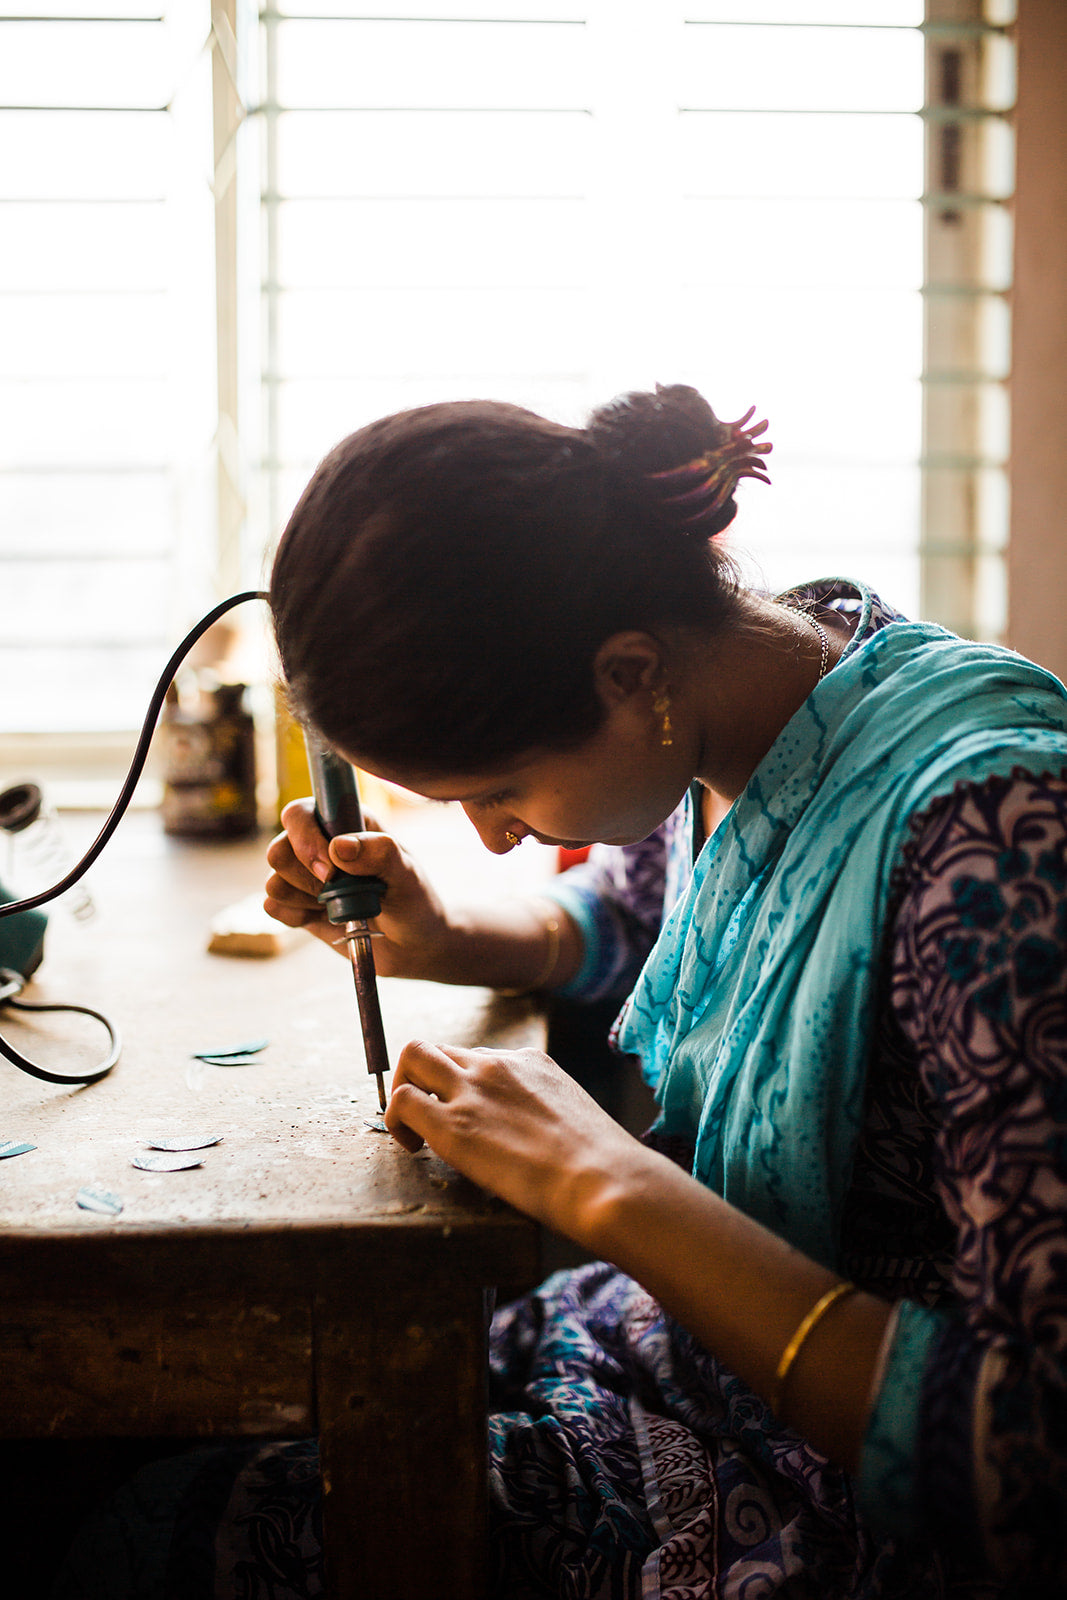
[0,781,95,921]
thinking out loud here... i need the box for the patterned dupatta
[614,590,1067,1269]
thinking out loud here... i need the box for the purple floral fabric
[884,771,1067,1587]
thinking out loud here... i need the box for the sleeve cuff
[536,880,604,998]
[856,1298,949,1538]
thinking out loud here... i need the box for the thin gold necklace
[780,601,830,683]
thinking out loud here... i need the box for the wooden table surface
[0,806,544,1597]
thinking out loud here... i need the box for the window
[260,0,930,611]
[1,0,1015,762]
[0,1,216,745]
[921,0,1014,640]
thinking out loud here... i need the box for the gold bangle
[770,1281,857,1418]
[496,902,562,996]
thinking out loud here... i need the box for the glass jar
[0,781,95,921]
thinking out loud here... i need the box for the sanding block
[207,892,302,958]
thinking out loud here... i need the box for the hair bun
[586,383,771,537]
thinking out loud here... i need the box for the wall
[1008,0,1067,681]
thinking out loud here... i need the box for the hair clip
[646,407,772,526]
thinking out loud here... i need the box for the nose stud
[505,831,522,847]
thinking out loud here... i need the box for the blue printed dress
[53,584,1067,1600]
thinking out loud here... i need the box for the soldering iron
[0,591,392,1106]
[304,731,390,1112]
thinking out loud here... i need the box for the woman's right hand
[264,798,456,981]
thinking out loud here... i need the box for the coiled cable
[0,590,268,1085]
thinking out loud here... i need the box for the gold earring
[505,830,522,847]
[652,688,673,747]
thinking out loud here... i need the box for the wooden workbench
[0,808,544,1597]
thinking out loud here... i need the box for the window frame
[0,1,1017,796]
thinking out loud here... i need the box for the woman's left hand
[384,1040,643,1245]
[387,1039,892,1476]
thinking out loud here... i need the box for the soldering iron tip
[377,1074,387,1113]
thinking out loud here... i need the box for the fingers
[325,828,408,883]
[388,1038,463,1106]
[269,798,330,887]
[262,886,317,930]
[381,1043,611,1236]
[264,800,408,927]
[268,800,409,887]
[384,1039,467,1153]
[263,806,324,930]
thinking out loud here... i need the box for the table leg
[316,1277,492,1599]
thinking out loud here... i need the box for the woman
[59,385,1067,1598]
[259,385,1067,1597]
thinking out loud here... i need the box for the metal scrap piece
[191,1039,268,1061]
[194,1054,264,1067]
[147,1133,224,1152]
[131,1151,204,1172]
[77,1187,124,1215]
[0,1140,35,1160]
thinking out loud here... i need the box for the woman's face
[362,696,692,855]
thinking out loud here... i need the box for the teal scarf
[614,601,1067,1269]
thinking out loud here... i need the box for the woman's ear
[592,632,664,709]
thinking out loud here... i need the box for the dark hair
[269,384,769,775]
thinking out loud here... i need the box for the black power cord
[0,589,269,1085]
[0,966,120,1086]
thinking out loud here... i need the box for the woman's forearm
[575,1142,892,1472]
[386,1036,891,1472]
[438,898,585,992]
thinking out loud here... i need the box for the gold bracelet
[770,1281,857,1418]
[496,902,562,996]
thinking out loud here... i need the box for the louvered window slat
[0,0,1014,756]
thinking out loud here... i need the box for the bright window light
[259,4,927,620]
[3,0,1012,749]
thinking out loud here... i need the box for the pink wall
[1009,0,1067,681]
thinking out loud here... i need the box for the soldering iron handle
[304,731,386,926]
[304,732,366,841]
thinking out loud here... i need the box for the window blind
[0,1,216,740]
[256,0,940,623]
[0,0,1015,751]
